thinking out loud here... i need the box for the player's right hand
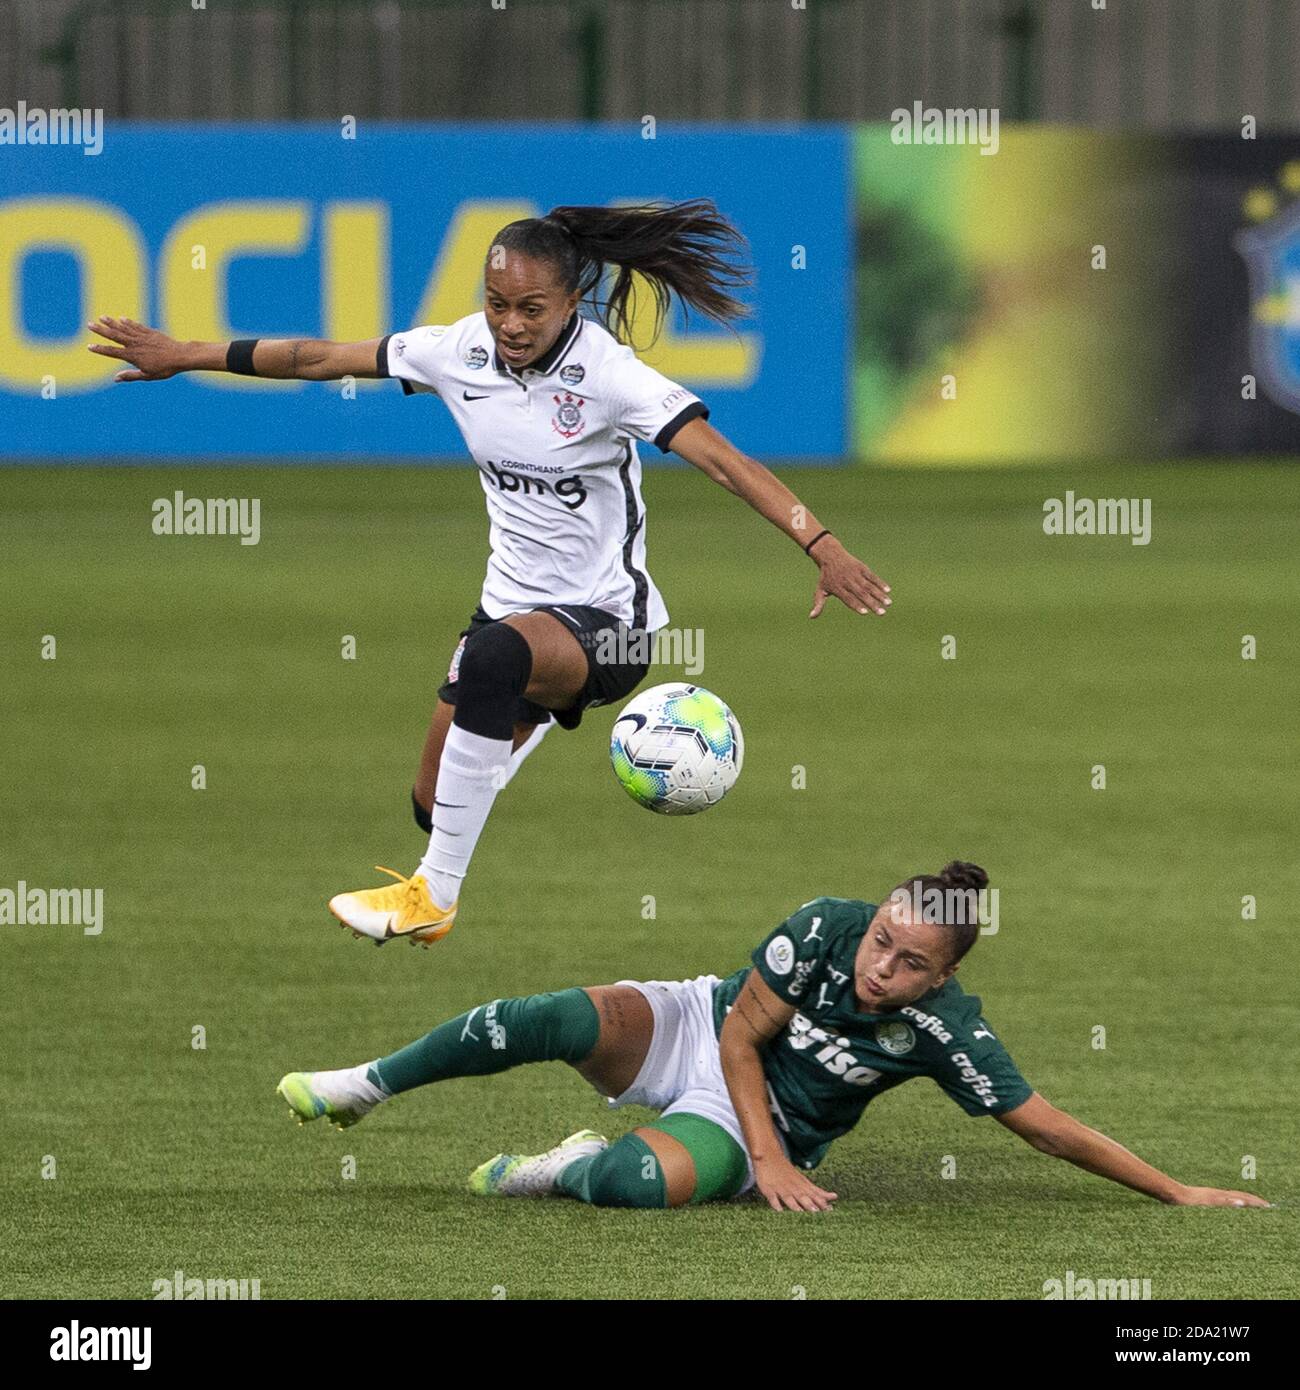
[1171,1185,1272,1208]
[754,1156,838,1213]
[87,315,184,382]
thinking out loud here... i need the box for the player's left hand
[809,536,891,618]
[1170,1185,1272,1208]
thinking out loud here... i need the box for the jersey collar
[492,311,582,379]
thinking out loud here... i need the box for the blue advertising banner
[0,124,850,460]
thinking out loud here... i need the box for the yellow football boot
[328,866,457,947]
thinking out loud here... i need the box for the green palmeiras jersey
[711,897,1033,1170]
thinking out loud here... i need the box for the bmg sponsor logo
[483,459,588,509]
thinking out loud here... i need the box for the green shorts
[642,1111,749,1203]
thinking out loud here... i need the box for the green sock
[555,1134,667,1208]
[367,988,599,1095]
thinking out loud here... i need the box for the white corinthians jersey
[379,311,710,631]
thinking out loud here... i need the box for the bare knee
[635,1127,697,1207]
[502,612,587,707]
[569,986,653,1100]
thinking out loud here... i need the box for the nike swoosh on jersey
[463,391,489,400]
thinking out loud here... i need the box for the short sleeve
[750,899,838,1007]
[609,351,709,453]
[378,325,452,397]
[929,1018,1033,1117]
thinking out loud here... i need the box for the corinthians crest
[552,391,586,438]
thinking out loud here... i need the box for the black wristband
[803,528,832,556]
[226,339,260,376]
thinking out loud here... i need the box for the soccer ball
[609,684,744,815]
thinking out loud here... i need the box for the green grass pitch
[0,460,1294,1300]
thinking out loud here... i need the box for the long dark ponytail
[488,198,752,348]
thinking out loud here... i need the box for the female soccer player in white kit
[88,199,891,947]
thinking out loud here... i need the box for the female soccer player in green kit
[277,862,1269,1213]
[88,199,890,948]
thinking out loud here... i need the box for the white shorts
[604,974,781,1196]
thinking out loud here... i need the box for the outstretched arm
[996,1092,1270,1208]
[668,416,892,619]
[88,315,387,382]
[719,971,838,1214]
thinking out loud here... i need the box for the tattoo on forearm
[289,341,301,376]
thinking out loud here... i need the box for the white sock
[501,720,552,788]
[317,1062,388,1106]
[417,725,513,908]
[359,1061,391,1100]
